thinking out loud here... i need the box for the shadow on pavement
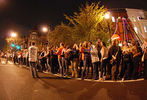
[39,76,71,80]
[38,74,147,100]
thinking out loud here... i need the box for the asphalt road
[0,61,147,100]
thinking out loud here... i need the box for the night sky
[0,0,147,49]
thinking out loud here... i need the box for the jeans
[101,59,107,78]
[29,62,39,78]
[58,58,65,76]
[78,60,83,77]
[111,62,120,80]
[92,62,99,79]
[81,57,91,79]
[71,58,79,78]
[41,61,46,71]
[65,59,70,75]
[132,56,140,79]
[120,59,131,79]
[61,57,66,76]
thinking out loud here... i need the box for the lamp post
[10,32,17,46]
[11,32,17,38]
[41,26,50,46]
[42,27,48,33]
[104,12,111,44]
[9,31,18,61]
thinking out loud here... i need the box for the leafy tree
[49,23,74,46]
[49,2,113,46]
[65,2,113,44]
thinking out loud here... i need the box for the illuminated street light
[42,27,48,33]
[104,12,111,44]
[104,13,110,19]
[41,26,50,46]
[11,32,17,38]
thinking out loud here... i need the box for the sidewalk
[10,60,145,83]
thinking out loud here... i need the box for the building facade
[27,30,48,51]
[109,8,147,44]
[126,8,147,42]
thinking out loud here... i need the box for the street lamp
[10,32,17,48]
[9,31,18,58]
[104,12,111,44]
[41,26,50,46]
[104,12,110,19]
[11,32,17,38]
[42,27,48,33]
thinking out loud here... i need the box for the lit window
[112,16,115,22]
[134,27,138,33]
[144,26,147,32]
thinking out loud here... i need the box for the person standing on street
[56,43,64,76]
[90,44,99,80]
[131,40,142,79]
[28,42,39,78]
[108,40,122,80]
[142,39,147,80]
[71,44,79,78]
[39,48,47,73]
[81,41,91,80]
[100,41,108,80]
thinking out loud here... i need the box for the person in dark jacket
[50,46,58,74]
[131,40,142,79]
[39,48,47,72]
[71,44,79,78]
[120,41,132,80]
[108,40,122,80]
[142,39,147,80]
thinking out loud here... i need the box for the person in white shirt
[28,42,39,78]
[90,45,99,80]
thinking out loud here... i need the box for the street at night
[0,60,146,100]
[0,0,147,100]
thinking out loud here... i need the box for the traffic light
[16,45,21,50]
[11,43,15,47]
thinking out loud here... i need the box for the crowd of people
[3,39,147,81]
